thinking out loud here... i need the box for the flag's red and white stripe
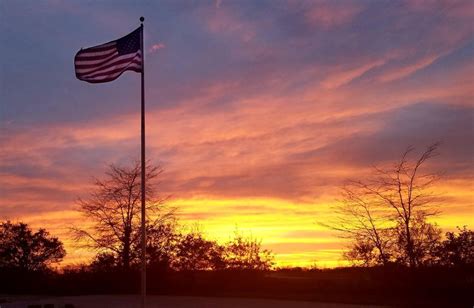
[74,42,142,83]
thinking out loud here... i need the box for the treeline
[0,219,274,274]
[344,225,474,268]
[0,220,273,292]
[0,218,472,307]
[88,228,274,272]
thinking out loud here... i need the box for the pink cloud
[204,6,256,43]
[148,42,165,54]
[404,0,474,18]
[321,60,386,89]
[376,49,455,83]
[305,2,363,28]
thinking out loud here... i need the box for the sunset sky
[1,0,473,268]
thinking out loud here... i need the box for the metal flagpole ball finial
[140,16,144,23]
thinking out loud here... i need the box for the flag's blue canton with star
[74,27,142,83]
[117,28,140,55]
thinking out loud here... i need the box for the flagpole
[139,16,147,308]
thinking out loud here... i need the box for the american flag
[74,27,142,83]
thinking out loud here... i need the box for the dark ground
[1,295,386,308]
[1,266,472,307]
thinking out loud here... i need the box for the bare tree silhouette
[71,161,173,270]
[323,143,442,267]
[326,186,393,266]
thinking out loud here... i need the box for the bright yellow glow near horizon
[14,183,473,269]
